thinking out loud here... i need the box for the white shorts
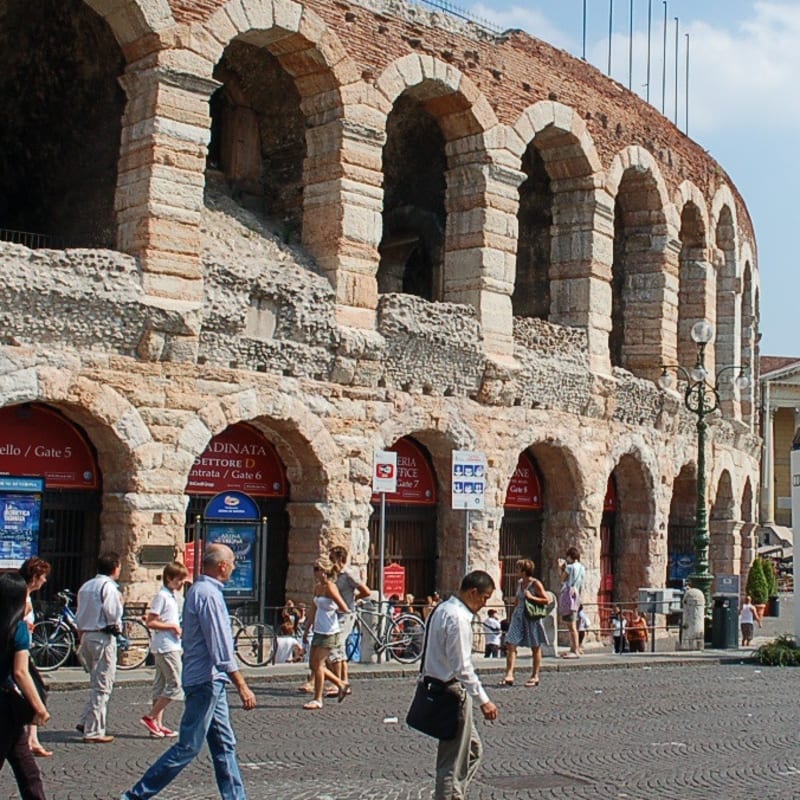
[152,650,184,702]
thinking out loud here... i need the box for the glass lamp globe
[658,370,674,391]
[690,365,708,382]
[690,320,714,344]
[735,373,751,391]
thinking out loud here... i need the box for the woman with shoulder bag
[0,572,50,800]
[499,559,549,688]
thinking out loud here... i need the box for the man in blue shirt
[122,544,256,800]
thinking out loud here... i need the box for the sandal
[338,684,352,703]
[498,678,514,686]
[30,746,54,757]
[302,700,323,710]
[524,677,540,688]
[324,688,340,698]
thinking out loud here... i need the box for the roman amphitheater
[0,0,760,618]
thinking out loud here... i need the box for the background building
[0,0,760,617]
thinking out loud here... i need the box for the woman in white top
[301,559,350,710]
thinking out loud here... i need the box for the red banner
[0,404,98,490]
[504,452,543,509]
[383,562,406,600]
[370,437,436,506]
[604,477,617,512]
[186,423,288,498]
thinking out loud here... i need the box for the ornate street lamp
[658,321,750,614]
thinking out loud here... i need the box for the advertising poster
[0,477,44,569]
[206,524,258,599]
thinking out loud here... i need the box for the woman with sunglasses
[301,559,350,710]
[0,571,50,799]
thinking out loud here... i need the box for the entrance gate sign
[372,450,398,494]
[0,476,44,569]
[451,450,486,510]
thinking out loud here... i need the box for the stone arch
[667,461,697,586]
[711,186,740,417]
[508,101,603,324]
[374,56,517,358]
[606,146,680,378]
[739,476,757,583]
[710,468,737,578]
[84,0,175,48]
[676,189,712,370]
[605,442,659,603]
[739,240,757,426]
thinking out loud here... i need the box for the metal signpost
[372,450,398,604]
[451,450,486,574]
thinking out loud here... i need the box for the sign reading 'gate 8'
[452,450,486,510]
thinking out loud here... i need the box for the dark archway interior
[0,0,124,247]
[513,143,552,319]
[209,40,306,241]
[677,202,707,366]
[378,93,446,301]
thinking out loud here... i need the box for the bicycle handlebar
[57,590,75,602]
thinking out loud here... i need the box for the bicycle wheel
[117,617,151,670]
[30,620,74,671]
[384,614,425,664]
[235,623,275,666]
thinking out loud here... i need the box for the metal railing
[0,228,61,249]
[410,0,502,35]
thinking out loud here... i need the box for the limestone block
[272,0,302,32]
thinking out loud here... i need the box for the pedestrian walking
[576,604,590,654]
[301,559,350,710]
[610,605,627,653]
[739,594,762,647]
[75,552,123,743]
[327,546,370,693]
[558,547,585,658]
[420,570,497,800]
[0,572,50,800]
[19,557,52,757]
[121,544,256,800]
[482,609,501,658]
[626,608,648,652]
[499,559,549,687]
[140,561,189,739]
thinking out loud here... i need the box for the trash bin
[767,595,781,617]
[711,595,739,649]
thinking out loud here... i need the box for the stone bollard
[679,588,706,650]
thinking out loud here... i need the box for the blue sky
[467,1,798,357]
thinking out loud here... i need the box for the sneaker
[140,716,164,738]
[159,725,178,738]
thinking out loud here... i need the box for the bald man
[122,544,256,800]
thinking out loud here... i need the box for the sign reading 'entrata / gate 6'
[451,450,486,510]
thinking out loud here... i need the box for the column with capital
[760,386,776,526]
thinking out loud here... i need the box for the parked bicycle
[30,589,151,671]
[230,613,276,667]
[345,601,425,664]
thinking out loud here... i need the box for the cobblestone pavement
[2,662,798,800]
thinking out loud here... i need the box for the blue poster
[206,524,257,599]
[669,552,695,582]
[0,486,43,569]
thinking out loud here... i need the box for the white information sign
[373,450,398,494]
[452,450,486,510]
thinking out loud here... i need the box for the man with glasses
[122,543,256,800]
[421,570,499,800]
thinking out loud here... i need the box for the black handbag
[524,597,547,620]
[406,676,463,740]
[405,605,464,741]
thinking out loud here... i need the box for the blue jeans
[127,680,246,800]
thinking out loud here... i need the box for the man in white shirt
[75,552,123,743]
[421,570,498,800]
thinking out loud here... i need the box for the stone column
[715,270,741,419]
[442,144,524,363]
[549,182,614,374]
[679,587,706,650]
[116,63,219,302]
[760,397,776,525]
[301,97,386,331]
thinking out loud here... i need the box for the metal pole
[674,17,679,123]
[379,491,386,605]
[193,514,202,582]
[661,1,667,113]
[608,0,614,75]
[685,32,690,133]
[259,516,268,624]
[688,342,714,616]
[628,0,634,89]
[465,509,470,575]
[582,0,587,60]
[646,0,652,102]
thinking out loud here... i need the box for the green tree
[746,558,769,605]
[763,557,779,597]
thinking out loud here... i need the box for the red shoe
[159,726,178,739]
[140,716,164,738]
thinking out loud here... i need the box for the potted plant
[746,558,769,618]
